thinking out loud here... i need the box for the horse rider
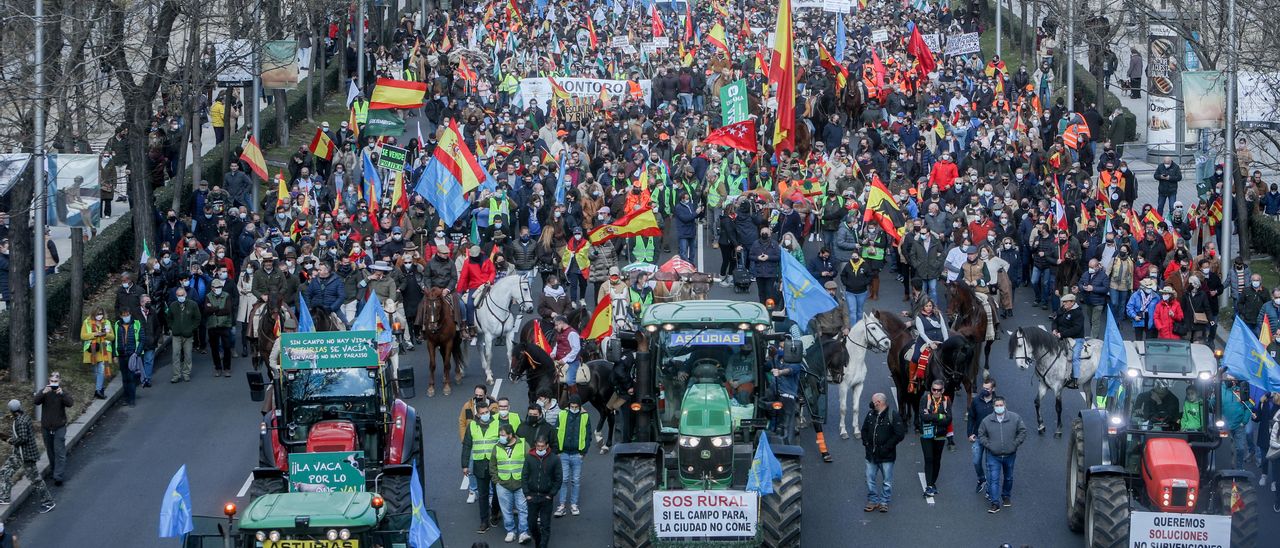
[538,274,573,327]
[1051,293,1085,389]
[550,314,583,396]
[305,262,346,326]
[251,252,299,308]
[458,245,497,340]
[909,299,948,396]
[600,267,629,329]
[812,281,850,342]
[426,239,460,323]
[959,245,999,339]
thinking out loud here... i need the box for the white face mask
[1252,280,1262,288]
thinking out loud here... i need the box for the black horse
[924,335,976,419]
[509,318,618,452]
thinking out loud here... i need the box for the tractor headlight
[268,531,281,542]
[710,435,732,448]
[678,435,700,448]
[1108,415,1122,435]
[738,323,751,331]
[326,529,339,541]
[645,324,658,333]
[1125,368,1141,378]
[255,531,266,542]
[339,529,351,540]
[1197,371,1211,381]
[663,323,675,331]
[754,323,767,332]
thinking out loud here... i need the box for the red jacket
[928,160,959,192]
[457,258,496,292]
[1154,299,1184,339]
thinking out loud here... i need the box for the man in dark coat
[521,436,561,548]
[861,393,906,512]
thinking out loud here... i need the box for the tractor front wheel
[1215,478,1258,547]
[760,457,802,548]
[247,476,286,502]
[611,456,656,548]
[1066,417,1087,532]
[380,473,412,516]
[1084,475,1128,548]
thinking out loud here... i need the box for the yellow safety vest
[469,421,499,461]
[354,100,369,125]
[494,439,527,481]
[556,410,589,451]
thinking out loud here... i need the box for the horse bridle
[847,320,891,353]
[480,277,533,327]
[1012,330,1057,383]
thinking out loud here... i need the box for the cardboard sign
[943,33,981,57]
[822,0,853,12]
[280,331,379,370]
[610,36,630,49]
[921,33,941,52]
[288,451,365,493]
[1128,512,1231,548]
[653,36,670,48]
[670,331,745,346]
[871,29,889,43]
[377,144,407,172]
[794,0,824,8]
[654,491,758,539]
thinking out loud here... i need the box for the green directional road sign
[280,331,379,370]
[288,451,366,493]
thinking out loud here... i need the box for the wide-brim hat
[369,260,393,272]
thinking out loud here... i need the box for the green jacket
[204,291,234,328]
[167,300,203,337]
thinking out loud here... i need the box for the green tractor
[611,301,820,548]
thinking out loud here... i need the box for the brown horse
[872,309,917,423]
[251,294,293,372]
[418,288,465,397]
[943,283,992,401]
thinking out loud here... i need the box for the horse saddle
[556,360,592,385]
[1068,338,1095,360]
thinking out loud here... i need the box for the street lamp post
[357,0,366,91]
[33,0,48,403]
[1220,0,1237,310]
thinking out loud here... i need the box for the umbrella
[659,256,696,274]
[622,261,657,273]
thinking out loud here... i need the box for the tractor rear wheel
[1084,475,1128,548]
[761,457,802,548]
[247,476,286,502]
[1215,478,1258,546]
[380,473,412,516]
[611,456,656,548]
[1066,417,1087,532]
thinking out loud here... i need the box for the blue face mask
[176,296,187,303]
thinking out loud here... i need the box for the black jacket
[1054,305,1086,339]
[861,407,907,463]
[521,450,562,498]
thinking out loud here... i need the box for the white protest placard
[822,0,852,12]
[794,0,824,8]
[610,36,630,49]
[653,36,671,48]
[1128,512,1231,548]
[620,44,637,55]
[653,491,758,539]
[871,29,889,43]
[214,39,255,86]
[944,32,981,57]
[519,77,652,107]
[921,33,941,52]
[640,42,659,56]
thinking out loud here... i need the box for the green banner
[280,331,379,370]
[377,144,407,171]
[362,109,406,137]
[288,451,365,492]
[720,79,748,125]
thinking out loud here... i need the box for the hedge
[982,0,1138,142]
[1249,214,1280,260]
[0,60,343,361]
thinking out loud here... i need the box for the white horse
[475,275,535,385]
[1008,326,1102,437]
[833,313,892,440]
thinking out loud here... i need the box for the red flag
[769,0,796,152]
[704,120,758,153]
[870,49,887,90]
[907,27,936,79]
[586,18,599,48]
[651,4,665,37]
[683,1,694,43]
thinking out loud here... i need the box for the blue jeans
[94,361,105,392]
[972,441,986,481]
[984,452,1017,503]
[468,458,478,492]
[1230,424,1249,470]
[564,359,580,387]
[496,484,529,534]
[678,92,694,110]
[558,453,583,506]
[679,238,696,263]
[1032,267,1056,307]
[463,291,478,325]
[1157,193,1176,219]
[846,291,869,324]
[565,273,585,302]
[1109,290,1130,322]
[921,278,939,304]
[141,349,155,383]
[865,460,894,505]
[1072,338,1084,378]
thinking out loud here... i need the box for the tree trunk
[275,89,289,146]
[8,164,33,384]
[1021,1,1029,61]
[173,13,202,212]
[69,227,84,341]
[1235,172,1251,261]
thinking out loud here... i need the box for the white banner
[1128,512,1231,548]
[518,77,652,108]
[943,33,981,57]
[653,490,758,539]
[214,39,255,86]
[822,0,853,12]
[609,36,630,49]
[653,36,670,48]
[921,33,941,52]
[794,0,825,8]
[51,154,101,228]
[871,29,889,43]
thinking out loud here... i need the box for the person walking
[1076,259,1110,339]
[0,400,55,513]
[204,278,235,377]
[113,308,144,407]
[80,307,114,399]
[461,401,501,533]
[490,424,531,544]
[516,405,556,453]
[33,372,73,486]
[1126,48,1143,99]
[977,396,1028,512]
[861,393,906,512]
[459,385,497,504]
[138,294,161,387]
[554,395,590,517]
[523,436,561,548]
[919,379,951,497]
[168,287,202,383]
[968,378,997,495]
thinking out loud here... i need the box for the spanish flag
[706,21,729,53]
[531,319,553,354]
[548,77,571,101]
[769,0,796,152]
[713,0,730,18]
[391,171,410,210]
[275,173,289,207]
[1144,208,1166,227]
[862,176,906,244]
[239,135,269,180]
[1261,315,1273,346]
[369,78,428,110]
[456,57,478,82]
[309,127,335,160]
[433,119,494,193]
[583,295,614,341]
[816,42,847,92]
[586,18,599,48]
[588,206,662,245]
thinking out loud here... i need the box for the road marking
[236,474,254,498]
[918,472,935,506]
[493,379,503,398]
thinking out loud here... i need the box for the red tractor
[1066,340,1258,547]
[246,331,425,514]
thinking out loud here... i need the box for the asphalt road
[9,234,1280,547]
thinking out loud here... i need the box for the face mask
[177,296,187,303]
[162,258,172,266]
[1252,280,1261,288]
[569,406,581,414]
[478,412,491,422]
[1162,295,1172,301]
[212,288,223,295]
[535,448,548,456]
[94,314,104,321]
[994,405,1006,414]
[528,414,541,423]
[498,410,509,418]
[121,315,131,323]
[498,435,510,444]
